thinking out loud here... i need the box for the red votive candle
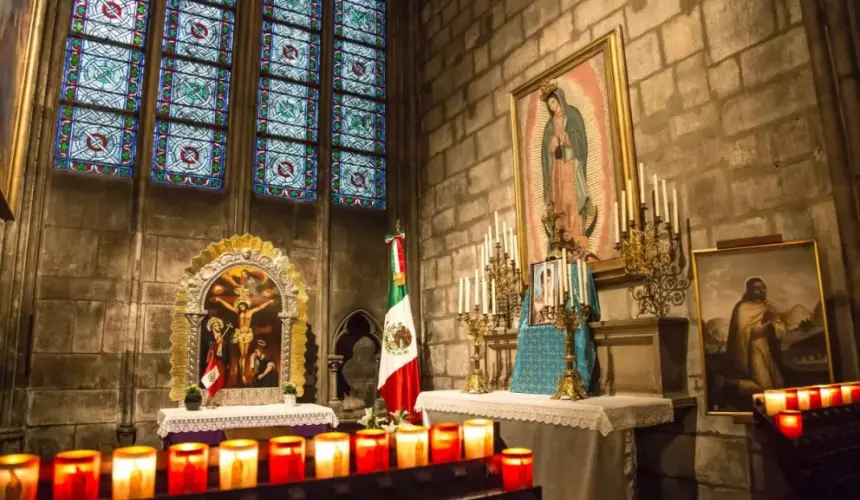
[355,429,389,473]
[269,436,305,483]
[797,387,821,410]
[53,450,101,500]
[430,423,461,464]
[775,410,803,439]
[783,389,799,410]
[501,448,533,492]
[167,443,209,495]
[851,384,860,403]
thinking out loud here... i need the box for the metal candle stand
[458,308,495,394]
[484,240,522,331]
[541,298,593,401]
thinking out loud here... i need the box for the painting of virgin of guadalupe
[511,27,637,284]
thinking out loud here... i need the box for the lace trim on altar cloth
[156,404,339,437]
[414,391,672,437]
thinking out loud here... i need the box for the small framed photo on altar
[529,260,562,326]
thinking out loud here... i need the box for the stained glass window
[254,0,322,201]
[331,0,385,208]
[153,0,236,188]
[54,0,152,177]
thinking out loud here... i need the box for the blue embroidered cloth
[510,264,601,395]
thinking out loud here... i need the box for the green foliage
[282,382,298,395]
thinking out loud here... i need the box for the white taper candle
[638,163,645,201]
[474,269,479,307]
[491,279,496,315]
[502,221,508,253]
[494,212,500,242]
[614,201,620,243]
[673,188,679,234]
[458,277,463,314]
[661,179,669,223]
[621,191,627,231]
[482,277,488,315]
[465,278,470,311]
[653,174,659,218]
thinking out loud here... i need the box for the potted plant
[282,382,298,407]
[185,385,202,411]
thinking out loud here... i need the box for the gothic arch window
[51,0,388,210]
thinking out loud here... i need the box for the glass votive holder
[463,419,494,459]
[395,425,429,468]
[0,454,39,500]
[218,439,258,490]
[269,436,305,483]
[501,448,534,492]
[112,446,156,500]
[53,450,101,500]
[355,429,389,474]
[314,432,350,479]
[430,423,461,464]
[167,442,209,495]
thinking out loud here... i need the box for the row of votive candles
[0,420,532,498]
[761,382,860,416]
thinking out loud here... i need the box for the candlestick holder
[484,241,522,331]
[616,207,689,317]
[542,297,592,401]
[458,308,494,394]
[542,201,594,261]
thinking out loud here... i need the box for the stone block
[662,6,703,64]
[155,237,207,283]
[468,66,502,101]
[426,153,445,186]
[474,45,489,73]
[468,157,499,195]
[505,0,531,18]
[686,169,730,223]
[102,301,129,352]
[437,256,453,286]
[73,301,105,353]
[523,0,560,38]
[539,12,573,55]
[676,52,709,109]
[427,317,456,344]
[96,230,130,279]
[670,102,718,139]
[591,8,626,40]
[429,345,446,374]
[134,388,172,422]
[472,0,490,17]
[465,95,495,136]
[637,474,698,500]
[429,122,455,157]
[741,26,809,87]
[140,234,157,281]
[436,173,469,211]
[25,425,75,458]
[713,215,771,242]
[488,185,515,212]
[445,89,467,119]
[695,436,750,487]
[703,0,776,62]
[426,54,444,84]
[135,352,172,389]
[445,342,469,377]
[423,287,447,318]
[442,0,459,25]
[134,421,163,449]
[423,105,444,133]
[629,86,642,125]
[785,0,802,25]
[432,208,457,235]
[422,259,438,291]
[39,227,99,278]
[633,125,670,156]
[503,39,539,82]
[74,424,117,451]
[430,26,451,55]
[30,354,121,389]
[143,304,173,353]
[728,132,771,169]
[452,245,478,276]
[142,282,176,305]
[721,68,816,136]
[698,485,752,500]
[452,52,475,90]
[422,237,444,259]
[144,186,226,241]
[626,0,682,39]
[445,230,470,251]
[772,208,813,241]
[709,57,742,98]
[490,17,524,63]
[769,116,812,162]
[573,0,625,34]
[458,197,489,225]
[640,67,676,116]
[778,159,824,201]
[28,390,119,425]
[637,431,697,478]
[31,300,73,355]
[475,117,510,160]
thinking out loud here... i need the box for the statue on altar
[170,234,309,405]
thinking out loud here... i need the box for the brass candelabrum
[616,206,690,317]
[542,297,593,401]
[484,241,522,330]
[458,307,495,394]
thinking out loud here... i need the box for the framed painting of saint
[529,260,562,326]
[692,240,835,415]
[510,27,638,285]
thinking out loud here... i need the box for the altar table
[415,390,673,500]
[157,404,338,448]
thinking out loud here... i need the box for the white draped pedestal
[415,391,673,500]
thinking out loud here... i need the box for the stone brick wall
[418,0,858,497]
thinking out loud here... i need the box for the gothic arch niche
[330,310,382,410]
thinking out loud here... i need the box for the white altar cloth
[156,404,339,438]
[414,390,672,436]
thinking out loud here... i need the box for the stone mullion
[0,0,68,451]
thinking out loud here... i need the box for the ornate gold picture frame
[692,239,835,415]
[510,27,638,287]
[169,235,309,405]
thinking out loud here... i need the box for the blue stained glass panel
[163,0,235,65]
[334,0,385,47]
[254,138,318,200]
[70,0,149,47]
[61,38,145,112]
[260,21,321,84]
[158,58,231,125]
[257,79,318,141]
[54,105,137,177]
[264,0,322,31]
[331,150,384,208]
[152,121,226,188]
[333,39,384,98]
[331,93,385,153]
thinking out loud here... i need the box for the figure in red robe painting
[201,317,233,397]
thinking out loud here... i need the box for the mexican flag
[378,230,421,420]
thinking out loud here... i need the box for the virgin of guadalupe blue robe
[510,263,601,395]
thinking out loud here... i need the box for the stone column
[326,355,344,414]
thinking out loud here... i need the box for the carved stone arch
[331,309,383,350]
[169,234,309,404]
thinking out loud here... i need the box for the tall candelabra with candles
[457,267,497,394]
[480,212,523,330]
[613,163,690,317]
[539,249,593,401]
